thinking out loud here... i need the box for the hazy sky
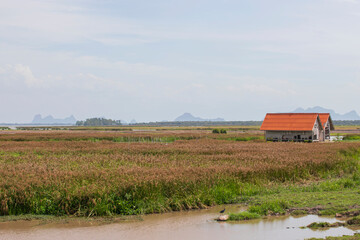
[1,0,360,122]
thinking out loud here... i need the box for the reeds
[0,131,359,216]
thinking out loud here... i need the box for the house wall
[265,131,313,141]
[324,122,331,140]
[312,120,321,141]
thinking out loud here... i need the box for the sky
[1,0,360,123]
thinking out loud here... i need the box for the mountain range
[32,114,77,124]
[292,106,360,120]
[26,107,360,125]
[174,113,225,122]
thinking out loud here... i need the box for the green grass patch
[228,211,261,221]
[343,135,360,141]
[226,136,262,141]
[307,222,332,228]
[0,214,57,222]
[248,199,289,215]
[307,233,360,240]
[347,216,360,225]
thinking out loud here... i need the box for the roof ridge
[266,113,321,115]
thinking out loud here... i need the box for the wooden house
[260,113,334,142]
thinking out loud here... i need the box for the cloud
[1,0,360,61]
[0,58,201,99]
[225,78,298,97]
[13,64,40,86]
[0,64,42,87]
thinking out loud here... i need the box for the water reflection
[0,206,358,240]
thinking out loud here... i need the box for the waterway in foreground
[0,205,359,240]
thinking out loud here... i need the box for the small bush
[229,211,261,221]
[248,200,289,215]
[212,129,227,134]
[212,129,220,134]
[291,210,308,216]
[307,222,331,228]
[347,216,360,225]
[307,221,345,229]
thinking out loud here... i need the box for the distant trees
[131,121,263,127]
[333,120,360,126]
[76,118,122,126]
[212,129,227,134]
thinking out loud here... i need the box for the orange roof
[318,113,329,126]
[260,113,322,131]
[318,113,335,130]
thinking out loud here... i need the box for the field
[0,128,360,217]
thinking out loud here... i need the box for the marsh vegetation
[0,128,359,218]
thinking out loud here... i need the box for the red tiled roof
[318,113,330,126]
[318,113,335,130]
[260,113,321,131]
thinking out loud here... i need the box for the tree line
[76,118,122,126]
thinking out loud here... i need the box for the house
[318,113,335,140]
[260,113,334,142]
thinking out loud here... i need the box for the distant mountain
[292,106,360,120]
[32,114,77,124]
[174,113,225,122]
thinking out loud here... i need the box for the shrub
[220,129,227,134]
[212,129,227,134]
[212,129,220,134]
[347,216,360,225]
[343,135,360,141]
[248,200,289,215]
[228,211,261,221]
[307,222,331,228]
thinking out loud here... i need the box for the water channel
[0,205,358,240]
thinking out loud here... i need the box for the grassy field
[0,129,360,218]
[308,234,360,240]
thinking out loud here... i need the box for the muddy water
[0,205,358,240]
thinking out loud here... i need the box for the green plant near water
[228,212,261,221]
[226,199,289,220]
[347,216,360,225]
[307,222,332,228]
[304,216,360,232]
[307,233,360,240]
[248,199,289,215]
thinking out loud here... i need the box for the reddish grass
[0,131,359,216]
